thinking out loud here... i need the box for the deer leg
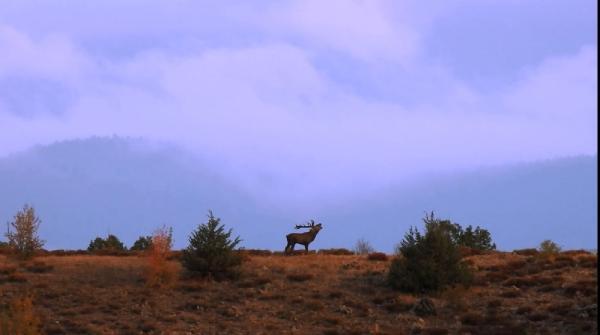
[304,244,309,254]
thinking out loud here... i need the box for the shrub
[0,294,40,335]
[367,252,388,261]
[87,234,127,252]
[353,238,374,255]
[131,236,153,251]
[146,226,177,288]
[5,205,45,259]
[538,240,561,256]
[456,225,496,251]
[181,210,242,279]
[388,212,472,293]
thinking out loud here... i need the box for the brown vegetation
[0,293,40,335]
[0,250,595,334]
[367,252,388,261]
[145,226,177,289]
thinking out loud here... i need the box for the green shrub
[181,210,242,279]
[5,204,45,259]
[131,236,153,251]
[456,225,496,251]
[388,212,473,293]
[538,240,561,256]
[87,234,127,252]
[420,213,495,251]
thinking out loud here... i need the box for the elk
[284,220,323,254]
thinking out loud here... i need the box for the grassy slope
[0,252,597,334]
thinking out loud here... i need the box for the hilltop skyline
[0,1,597,250]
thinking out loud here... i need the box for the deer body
[285,220,322,254]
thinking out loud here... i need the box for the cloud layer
[0,1,597,205]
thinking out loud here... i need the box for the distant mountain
[0,137,596,251]
[318,155,597,251]
[0,137,285,250]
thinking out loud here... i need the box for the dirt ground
[0,251,596,335]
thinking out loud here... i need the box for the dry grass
[23,261,53,274]
[367,252,388,261]
[0,251,595,334]
[0,293,41,335]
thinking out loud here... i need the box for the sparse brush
[577,255,597,268]
[513,248,538,256]
[538,240,561,257]
[237,249,272,257]
[563,279,597,297]
[0,294,40,335]
[442,286,468,311]
[353,238,374,255]
[367,252,388,261]
[145,226,177,289]
[318,248,354,255]
[7,273,27,283]
[24,261,53,273]
[4,205,45,260]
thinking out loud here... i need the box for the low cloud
[0,1,596,206]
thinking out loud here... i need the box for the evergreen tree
[181,210,242,278]
[388,212,472,293]
[131,236,153,251]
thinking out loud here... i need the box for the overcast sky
[0,0,597,201]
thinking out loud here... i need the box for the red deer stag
[284,220,323,254]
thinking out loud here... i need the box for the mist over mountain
[0,137,596,251]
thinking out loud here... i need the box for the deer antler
[295,219,316,229]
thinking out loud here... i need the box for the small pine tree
[5,205,45,259]
[388,212,472,293]
[181,210,242,279]
[105,234,126,250]
[87,234,126,252]
[457,225,496,251]
[131,236,153,251]
[88,237,106,251]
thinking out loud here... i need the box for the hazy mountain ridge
[0,137,596,251]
